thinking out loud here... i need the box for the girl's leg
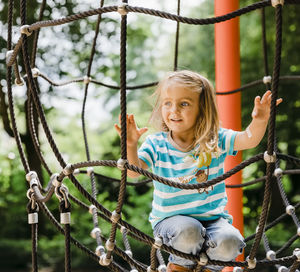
[154,215,206,267]
[204,217,246,262]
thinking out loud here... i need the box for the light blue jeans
[153,215,245,270]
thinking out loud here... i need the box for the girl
[114,70,282,272]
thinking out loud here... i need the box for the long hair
[149,70,220,154]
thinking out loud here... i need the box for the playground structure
[4,0,300,271]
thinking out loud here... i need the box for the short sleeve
[138,136,156,168]
[218,128,238,156]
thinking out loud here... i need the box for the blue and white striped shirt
[138,128,238,228]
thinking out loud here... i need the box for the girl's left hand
[251,90,283,121]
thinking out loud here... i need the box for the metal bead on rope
[31,68,40,78]
[263,75,272,84]
[264,151,276,163]
[95,245,105,257]
[99,253,112,266]
[117,158,127,170]
[278,266,288,272]
[89,204,96,214]
[15,77,25,86]
[118,3,128,15]
[246,256,257,269]
[274,167,283,177]
[271,0,284,7]
[90,227,101,239]
[105,240,115,251]
[110,210,121,223]
[20,25,33,36]
[198,252,208,266]
[63,163,74,176]
[286,204,295,215]
[266,250,276,260]
[293,248,300,261]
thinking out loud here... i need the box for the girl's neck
[168,131,195,152]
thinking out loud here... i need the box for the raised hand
[114,114,148,147]
[251,90,283,121]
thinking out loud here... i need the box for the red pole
[214,0,244,270]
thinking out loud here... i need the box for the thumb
[139,127,148,136]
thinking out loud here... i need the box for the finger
[139,127,148,136]
[254,95,261,106]
[114,124,121,136]
[276,98,283,106]
[260,90,271,104]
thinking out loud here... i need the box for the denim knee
[206,227,245,261]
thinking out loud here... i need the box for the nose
[170,104,179,113]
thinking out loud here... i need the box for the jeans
[153,215,245,270]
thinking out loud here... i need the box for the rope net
[4,0,300,271]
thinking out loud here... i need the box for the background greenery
[0,0,299,271]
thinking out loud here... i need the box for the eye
[163,101,171,106]
[181,101,189,107]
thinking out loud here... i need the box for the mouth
[170,118,182,122]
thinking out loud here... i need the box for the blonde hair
[149,70,220,154]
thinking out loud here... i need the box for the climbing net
[5,0,300,271]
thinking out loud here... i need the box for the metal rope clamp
[153,236,163,249]
[15,77,25,86]
[264,151,276,163]
[26,189,39,224]
[63,163,74,176]
[271,0,284,7]
[111,210,121,223]
[198,253,208,266]
[263,75,272,84]
[117,158,127,170]
[83,75,92,84]
[99,254,113,266]
[95,245,105,257]
[118,3,128,15]
[293,248,300,261]
[246,256,257,269]
[31,68,40,78]
[266,250,276,260]
[158,265,166,272]
[20,25,33,36]
[286,204,295,215]
[6,50,13,65]
[90,227,101,239]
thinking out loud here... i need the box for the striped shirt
[138,128,238,228]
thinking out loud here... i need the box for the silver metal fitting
[83,75,91,84]
[63,164,73,176]
[90,227,101,239]
[73,169,80,176]
[89,204,96,215]
[111,210,121,223]
[233,268,243,272]
[198,252,208,266]
[99,254,113,266]
[51,173,62,187]
[293,248,300,261]
[147,267,155,272]
[274,168,283,177]
[15,77,25,86]
[263,75,272,84]
[31,67,40,78]
[286,205,295,215]
[158,265,167,272]
[118,3,128,15]
[20,25,32,36]
[86,167,94,177]
[26,171,38,182]
[95,245,105,256]
[60,212,71,224]
[264,151,276,163]
[117,158,127,170]
[246,256,257,269]
[271,0,284,7]
[120,226,127,234]
[278,266,288,272]
[6,50,13,65]
[153,236,163,249]
[28,213,38,224]
[105,240,115,251]
[266,250,276,260]
[30,178,39,188]
[125,250,132,258]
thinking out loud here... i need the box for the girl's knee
[206,232,245,261]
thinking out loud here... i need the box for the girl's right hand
[114,114,148,147]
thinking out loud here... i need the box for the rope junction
[4,0,300,271]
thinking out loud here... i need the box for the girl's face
[161,83,200,136]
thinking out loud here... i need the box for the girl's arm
[114,114,148,178]
[234,90,282,151]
